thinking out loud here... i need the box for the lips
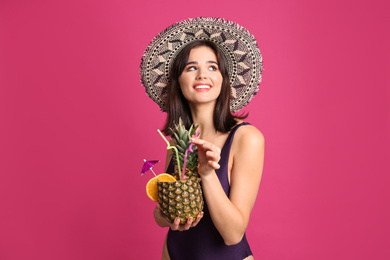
[194,83,211,91]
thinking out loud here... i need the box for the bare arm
[191,125,264,245]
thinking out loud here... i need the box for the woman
[141,18,264,260]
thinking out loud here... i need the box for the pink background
[1,0,389,259]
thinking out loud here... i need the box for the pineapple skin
[157,177,203,225]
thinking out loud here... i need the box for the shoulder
[230,122,265,178]
[234,122,265,149]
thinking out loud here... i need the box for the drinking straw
[157,129,182,179]
[182,130,200,180]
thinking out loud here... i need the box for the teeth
[194,85,210,89]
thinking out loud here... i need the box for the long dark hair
[162,40,247,135]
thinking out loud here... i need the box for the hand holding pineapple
[154,204,204,231]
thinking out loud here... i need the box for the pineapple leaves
[169,117,200,179]
[172,132,180,144]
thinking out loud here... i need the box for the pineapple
[157,118,204,225]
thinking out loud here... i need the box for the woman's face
[178,46,223,108]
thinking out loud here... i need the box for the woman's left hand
[190,137,221,177]
[154,203,204,231]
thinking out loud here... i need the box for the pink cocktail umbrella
[141,159,159,177]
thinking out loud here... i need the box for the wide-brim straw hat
[140,17,263,113]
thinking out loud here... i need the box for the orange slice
[146,173,177,202]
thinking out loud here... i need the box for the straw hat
[140,17,263,112]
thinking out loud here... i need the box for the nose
[196,68,208,79]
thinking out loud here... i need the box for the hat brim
[140,17,262,113]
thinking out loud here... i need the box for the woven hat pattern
[140,17,262,113]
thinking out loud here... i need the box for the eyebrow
[186,61,218,66]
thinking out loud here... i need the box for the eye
[209,65,218,71]
[186,66,197,71]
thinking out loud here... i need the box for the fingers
[205,150,221,167]
[208,160,220,170]
[169,212,204,231]
[170,218,181,231]
[171,217,193,231]
[183,216,194,229]
[192,212,204,227]
[191,138,221,154]
[191,137,221,169]
[205,149,220,159]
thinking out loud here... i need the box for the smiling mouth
[194,85,211,90]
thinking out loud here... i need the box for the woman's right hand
[154,204,204,231]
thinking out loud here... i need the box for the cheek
[178,78,187,92]
[178,76,183,87]
[178,73,191,86]
[178,77,190,98]
[213,74,223,87]
[178,80,188,94]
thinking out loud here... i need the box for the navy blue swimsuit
[166,122,253,260]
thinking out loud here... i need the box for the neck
[189,103,217,138]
